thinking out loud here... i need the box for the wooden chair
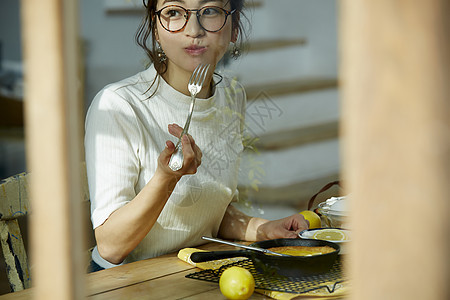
[0,172,31,292]
[0,163,90,293]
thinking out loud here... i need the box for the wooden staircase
[237,87,340,209]
[226,1,340,215]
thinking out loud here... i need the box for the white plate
[299,228,351,254]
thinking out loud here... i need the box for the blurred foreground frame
[21,0,86,299]
[340,0,450,300]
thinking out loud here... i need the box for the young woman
[85,0,309,271]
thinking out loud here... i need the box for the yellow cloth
[177,248,247,270]
[178,248,348,299]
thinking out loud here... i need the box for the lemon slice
[312,228,348,241]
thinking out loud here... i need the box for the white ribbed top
[84,65,246,268]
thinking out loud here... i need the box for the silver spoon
[201,236,292,257]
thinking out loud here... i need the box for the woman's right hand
[95,124,203,264]
[157,123,203,177]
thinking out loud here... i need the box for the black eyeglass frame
[155,5,236,33]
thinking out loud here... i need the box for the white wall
[0,0,22,62]
[79,0,147,109]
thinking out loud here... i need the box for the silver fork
[169,63,210,171]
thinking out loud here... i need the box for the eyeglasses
[155,5,235,33]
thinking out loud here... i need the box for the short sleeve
[85,88,142,229]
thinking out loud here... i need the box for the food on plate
[299,210,322,229]
[219,266,255,300]
[267,245,336,256]
[312,228,348,242]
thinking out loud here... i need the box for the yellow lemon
[299,210,322,229]
[313,228,348,241]
[219,266,255,300]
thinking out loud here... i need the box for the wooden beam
[21,0,85,299]
[341,0,450,299]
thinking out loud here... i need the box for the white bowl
[317,196,348,228]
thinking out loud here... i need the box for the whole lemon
[219,266,255,299]
[299,210,322,229]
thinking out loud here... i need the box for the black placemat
[186,256,346,295]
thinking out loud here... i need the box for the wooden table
[0,243,271,299]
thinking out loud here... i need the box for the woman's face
[155,0,236,76]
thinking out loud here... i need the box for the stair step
[224,46,309,86]
[252,121,338,150]
[244,88,339,148]
[244,38,307,53]
[237,173,341,209]
[104,0,144,14]
[238,139,340,206]
[245,1,264,9]
[245,78,338,100]
[232,202,300,221]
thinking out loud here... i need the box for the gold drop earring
[231,43,241,59]
[156,42,167,62]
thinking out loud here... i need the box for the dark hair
[136,0,247,77]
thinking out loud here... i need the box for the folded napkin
[178,248,348,299]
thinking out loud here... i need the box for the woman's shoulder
[101,66,157,100]
[217,74,246,98]
[214,73,246,116]
[218,73,243,88]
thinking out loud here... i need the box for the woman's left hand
[255,214,309,241]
